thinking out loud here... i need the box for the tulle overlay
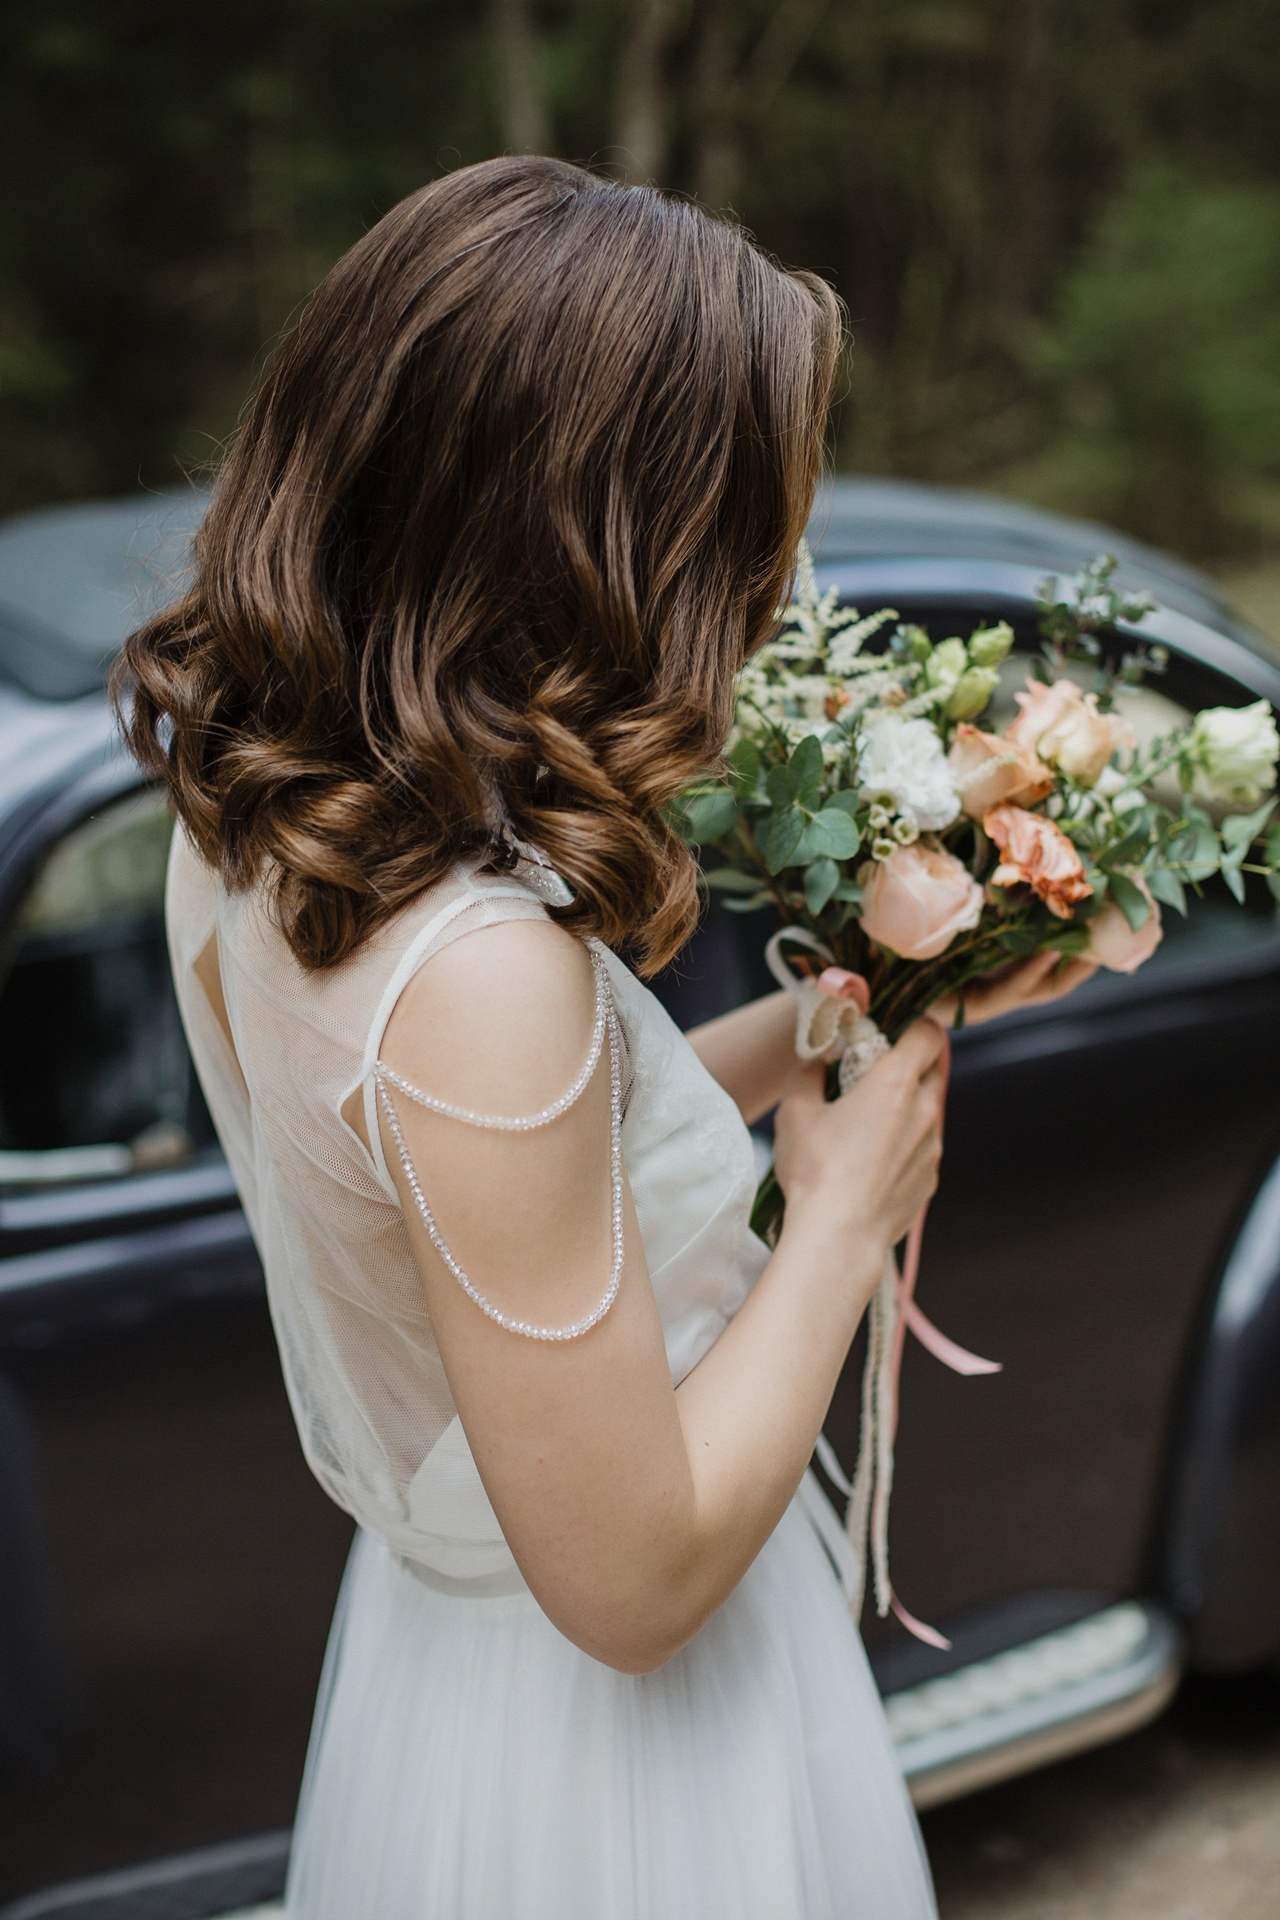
[167,835,937,1920]
[286,1500,934,1920]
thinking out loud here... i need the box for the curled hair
[117,157,841,972]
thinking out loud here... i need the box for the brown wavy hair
[116,156,841,973]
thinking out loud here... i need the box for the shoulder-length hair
[117,156,841,973]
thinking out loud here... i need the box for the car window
[0,787,215,1188]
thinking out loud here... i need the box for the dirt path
[922,1673,1280,1919]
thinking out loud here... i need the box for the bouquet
[675,547,1280,1639]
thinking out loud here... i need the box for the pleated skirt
[284,1492,936,1920]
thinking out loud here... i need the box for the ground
[924,1671,1280,1920]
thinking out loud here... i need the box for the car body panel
[0,480,1278,1900]
[1165,1148,1280,1669]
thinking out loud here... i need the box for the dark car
[1,481,1279,1917]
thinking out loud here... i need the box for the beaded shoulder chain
[373,941,623,1341]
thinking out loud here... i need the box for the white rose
[1185,700,1280,806]
[857,711,960,831]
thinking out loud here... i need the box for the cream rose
[1086,874,1163,974]
[1184,700,1280,806]
[948,725,1054,819]
[858,842,984,960]
[1007,678,1136,787]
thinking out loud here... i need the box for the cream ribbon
[763,928,889,1089]
[764,927,1000,1647]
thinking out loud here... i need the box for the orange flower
[984,803,1093,920]
[947,725,1054,819]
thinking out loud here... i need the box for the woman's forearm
[653,1207,883,1650]
[580,1034,943,1672]
[685,990,802,1124]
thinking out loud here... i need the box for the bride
[118,155,1089,1920]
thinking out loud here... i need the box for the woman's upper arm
[377,920,692,1666]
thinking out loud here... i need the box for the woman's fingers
[785,1059,829,1107]
[1044,957,1098,998]
[955,948,1101,1025]
[892,1015,949,1078]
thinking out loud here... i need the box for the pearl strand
[374,945,624,1340]
[376,948,610,1131]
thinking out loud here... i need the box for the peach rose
[984,803,1093,920]
[858,842,984,960]
[1006,678,1136,787]
[947,724,1054,819]
[1086,875,1163,973]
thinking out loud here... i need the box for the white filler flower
[857,710,961,830]
[1185,700,1280,806]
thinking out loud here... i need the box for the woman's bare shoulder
[381,916,600,1118]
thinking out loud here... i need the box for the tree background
[4,0,1280,604]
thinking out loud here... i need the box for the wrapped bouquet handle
[764,929,1001,1647]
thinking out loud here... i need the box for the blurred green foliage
[1017,170,1280,555]
[2,0,1280,556]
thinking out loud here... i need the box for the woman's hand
[930,950,1098,1030]
[773,1020,947,1263]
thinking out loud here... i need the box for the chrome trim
[888,1600,1180,1808]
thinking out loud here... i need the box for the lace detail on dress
[373,941,625,1342]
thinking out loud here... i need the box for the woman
[119,157,1087,1919]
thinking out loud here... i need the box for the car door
[0,775,352,1904]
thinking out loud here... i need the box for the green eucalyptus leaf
[680,786,739,844]
[766,763,797,808]
[788,733,825,805]
[1165,815,1218,882]
[761,806,805,874]
[703,866,763,893]
[1106,870,1150,930]
[1147,867,1188,916]
[723,892,772,913]
[1223,864,1247,903]
[1044,926,1092,955]
[825,790,861,818]
[832,878,863,903]
[1221,798,1275,849]
[807,808,862,859]
[997,927,1041,955]
[727,736,761,787]
[1268,870,1280,904]
[1106,826,1151,868]
[805,857,840,914]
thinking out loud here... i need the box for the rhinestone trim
[374,941,623,1341]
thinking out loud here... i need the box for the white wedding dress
[167,830,936,1920]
